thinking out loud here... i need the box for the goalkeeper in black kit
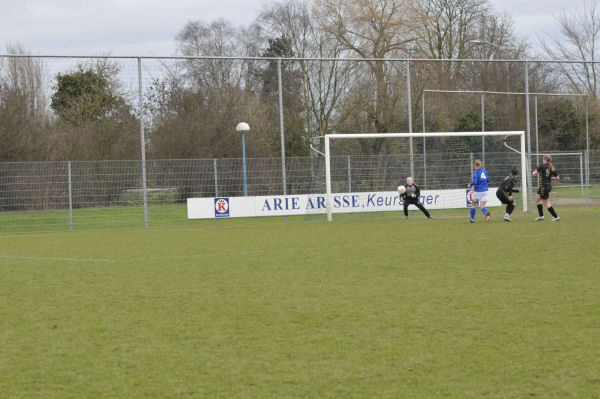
[399,176,432,219]
[496,167,521,222]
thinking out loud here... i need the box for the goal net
[323,131,528,221]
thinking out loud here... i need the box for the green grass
[548,183,600,199]
[1,207,599,398]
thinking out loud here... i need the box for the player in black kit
[400,176,432,219]
[496,167,521,222]
[532,154,560,221]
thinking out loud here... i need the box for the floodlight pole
[524,61,533,211]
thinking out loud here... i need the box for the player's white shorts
[472,190,489,203]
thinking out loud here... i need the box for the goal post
[324,131,528,222]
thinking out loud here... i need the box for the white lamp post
[236,122,250,196]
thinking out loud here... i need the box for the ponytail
[544,154,555,172]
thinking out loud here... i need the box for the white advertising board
[187,189,501,219]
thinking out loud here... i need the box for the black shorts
[537,184,552,200]
[496,191,511,204]
[403,197,420,206]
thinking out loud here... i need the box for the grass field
[1,206,599,398]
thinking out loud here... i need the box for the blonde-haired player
[532,154,560,221]
[467,159,491,223]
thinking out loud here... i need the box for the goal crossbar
[326,131,524,139]
[324,131,527,221]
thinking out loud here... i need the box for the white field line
[0,227,543,264]
[0,255,115,263]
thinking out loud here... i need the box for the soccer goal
[324,131,528,221]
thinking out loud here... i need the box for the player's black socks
[537,204,544,217]
[506,203,515,215]
[548,207,558,218]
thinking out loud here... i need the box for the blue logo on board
[214,198,230,217]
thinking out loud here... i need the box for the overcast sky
[0,0,574,57]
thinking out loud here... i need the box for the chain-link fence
[1,150,597,232]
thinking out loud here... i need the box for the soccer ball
[397,185,406,194]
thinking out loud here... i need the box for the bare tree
[258,0,352,140]
[148,19,280,159]
[541,0,600,98]
[176,19,243,90]
[314,0,419,134]
[315,0,417,59]
[0,44,49,161]
[536,0,600,149]
[413,0,488,60]
[412,1,527,87]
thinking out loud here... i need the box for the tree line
[1,0,599,163]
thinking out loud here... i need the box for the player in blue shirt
[467,159,491,223]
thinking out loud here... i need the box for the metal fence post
[585,150,590,208]
[585,96,590,208]
[407,60,414,177]
[534,96,539,166]
[214,158,219,226]
[347,155,352,192]
[347,155,352,219]
[277,58,288,223]
[422,90,427,188]
[481,93,485,165]
[68,161,73,232]
[213,158,219,197]
[580,154,584,198]
[137,57,149,229]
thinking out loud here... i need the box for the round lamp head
[236,122,250,132]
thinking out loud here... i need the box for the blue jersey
[470,168,489,192]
